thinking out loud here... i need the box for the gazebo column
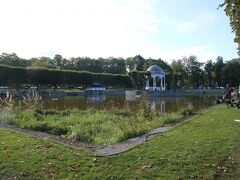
[146,79,149,90]
[160,76,163,90]
[164,76,166,90]
[153,77,156,90]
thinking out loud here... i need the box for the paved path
[96,126,172,156]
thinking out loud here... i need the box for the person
[223,90,231,101]
[223,86,233,102]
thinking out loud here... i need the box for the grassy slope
[1,105,240,179]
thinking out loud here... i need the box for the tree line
[171,56,240,88]
[0,52,240,89]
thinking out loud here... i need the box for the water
[41,91,218,113]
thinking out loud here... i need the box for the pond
[41,91,219,113]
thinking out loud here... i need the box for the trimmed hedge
[0,64,133,87]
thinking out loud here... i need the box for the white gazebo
[145,65,166,91]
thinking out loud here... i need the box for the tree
[53,54,68,69]
[220,1,240,54]
[0,53,30,67]
[182,56,203,88]
[31,61,56,69]
[204,60,214,86]
[126,55,145,71]
[143,58,172,73]
[223,59,240,86]
[128,71,150,89]
[30,56,56,69]
[171,59,186,88]
[213,56,225,87]
[103,57,126,74]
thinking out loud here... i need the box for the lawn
[1,105,240,179]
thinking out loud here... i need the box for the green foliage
[128,71,149,89]
[30,57,56,69]
[1,52,239,89]
[0,53,31,67]
[126,55,145,71]
[171,56,204,88]
[171,56,240,88]
[136,101,153,119]
[220,1,240,54]
[143,58,172,74]
[57,56,127,74]
[180,107,194,116]
[204,60,214,86]
[0,64,133,88]
[171,59,186,88]
[223,60,240,86]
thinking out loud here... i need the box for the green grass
[2,107,184,146]
[63,88,85,92]
[1,105,240,179]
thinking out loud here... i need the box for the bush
[181,108,194,116]
[31,123,68,136]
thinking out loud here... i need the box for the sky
[0,0,238,63]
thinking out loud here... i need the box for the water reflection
[87,94,106,103]
[41,92,217,113]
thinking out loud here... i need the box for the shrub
[181,108,194,116]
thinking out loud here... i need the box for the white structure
[145,65,166,91]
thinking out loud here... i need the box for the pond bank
[0,111,197,156]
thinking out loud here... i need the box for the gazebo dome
[147,65,165,75]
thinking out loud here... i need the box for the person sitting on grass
[223,88,232,102]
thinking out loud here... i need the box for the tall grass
[0,92,192,145]
[0,91,14,111]
[10,108,186,145]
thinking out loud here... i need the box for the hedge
[0,65,133,88]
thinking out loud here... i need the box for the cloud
[176,11,217,33]
[177,22,196,32]
[0,0,161,58]
[0,1,234,63]
[164,45,218,62]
